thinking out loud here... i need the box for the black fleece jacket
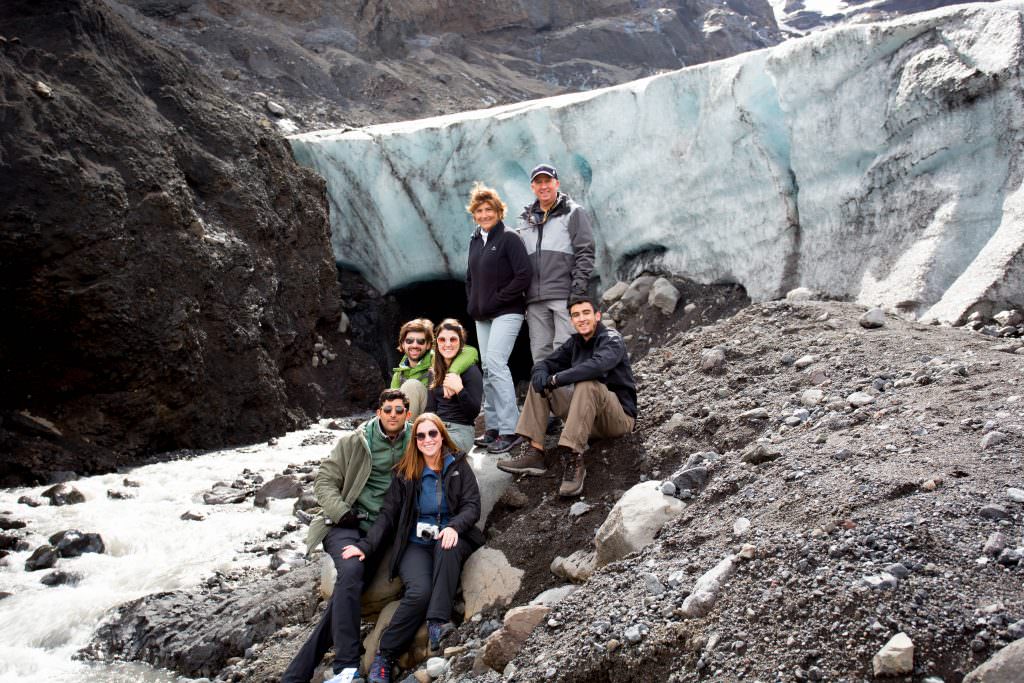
[466,221,532,320]
[532,322,638,418]
[355,451,485,580]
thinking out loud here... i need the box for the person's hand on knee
[438,527,459,550]
[341,545,365,561]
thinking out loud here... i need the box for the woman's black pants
[378,539,473,657]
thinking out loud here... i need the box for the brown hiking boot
[558,449,586,497]
[496,446,547,475]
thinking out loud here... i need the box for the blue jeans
[475,313,523,434]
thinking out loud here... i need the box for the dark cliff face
[106,0,784,131]
[0,0,380,485]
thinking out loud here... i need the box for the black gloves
[531,369,550,394]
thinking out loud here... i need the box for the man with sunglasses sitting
[391,318,477,419]
[281,388,413,683]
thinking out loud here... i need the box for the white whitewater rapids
[0,420,355,682]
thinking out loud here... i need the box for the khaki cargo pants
[515,380,634,453]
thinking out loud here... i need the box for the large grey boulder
[594,481,686,567]
[648,277,681,315]
[49,530,105,558]
[964,639,1024,682]
[253,475,303,507]
[41,484,85,506]
[619,276,657,310]
[461,548,523,619]
[550,550,597,583]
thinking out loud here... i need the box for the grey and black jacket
[516,192,595,304]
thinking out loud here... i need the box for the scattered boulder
[180,510,207,521]
[739,407,769,421]
[964,638,1024,682]
[619,276,657,310]
[859,307,887,328]
[801,389,824,407]
[700,348,726,374]
[872,632,914,676]
[41,484,85,506]
[48,530,105,557]
[670,464,708,493]
[361,600,428,673]
[594,481,686,567]
[482,604,551,672]
[677,555,736,618]
[601,281,628,306]
[17,495,42,508]
[461,548,523,619]
[981,431,1006,450]
[202,486,250,505]
[253,475,303,508]
[550,550,597,583]
[40,570,80,586]
[530,585,577,607]
[993,309,1023,327]
[106,489,135,500]
[648,277,680,315]
[847,392,875,407]
[25,545,58,571]
[741,443,780,465]
[785,287,817,301]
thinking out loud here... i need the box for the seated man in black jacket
[497,295,637,496]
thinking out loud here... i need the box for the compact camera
[416,522,440,540]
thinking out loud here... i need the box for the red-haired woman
[342,413,484,683]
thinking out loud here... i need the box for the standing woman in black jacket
[465,183,532,455]
[426,318,483,453]
[343,413,485,683]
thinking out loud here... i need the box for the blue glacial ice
[289,1,1024,322]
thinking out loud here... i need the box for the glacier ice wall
[289,1,1024,322]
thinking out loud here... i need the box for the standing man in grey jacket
[281,388,411,683]
[516,163,596,363]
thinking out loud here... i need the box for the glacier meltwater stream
[0,419,360,682]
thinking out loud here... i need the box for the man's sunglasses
[415,429,440,441]
[404,337,427,345]
[380,406,407,415]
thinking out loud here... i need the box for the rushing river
[0,418,360,683]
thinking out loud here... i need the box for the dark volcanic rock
[108,0,784,132]
[48,529,106,557]
[41,484,86,506]
[40,570,81,586]
[0,0,378,485]
[25,544,58,571]
[253,475,304,508]
[82,564,321,678]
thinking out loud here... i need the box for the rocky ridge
[0,0,382,485]
[107,0,782,132]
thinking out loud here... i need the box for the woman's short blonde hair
[466,182,506,221]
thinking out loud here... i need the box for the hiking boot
[487,433,524,454]
[473,429,498,448]
[546,416,563,435]
[367,651,393,683]
[558,448,586,497]
[496,446,547,475]
[428,619,455,654]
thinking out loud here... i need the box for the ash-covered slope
[0,0,379,484]
[105,0,782,131]
[501,298,1024,682]
[290,1,1024,325]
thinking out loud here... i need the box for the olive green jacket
[304,418,410,555]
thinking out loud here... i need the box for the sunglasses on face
[380,406,407,415]
[437,337,460,345]
[415,429,440,441]
[404,337,427,346]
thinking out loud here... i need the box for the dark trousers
[281,526,381,682]
[377,539,474,657]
